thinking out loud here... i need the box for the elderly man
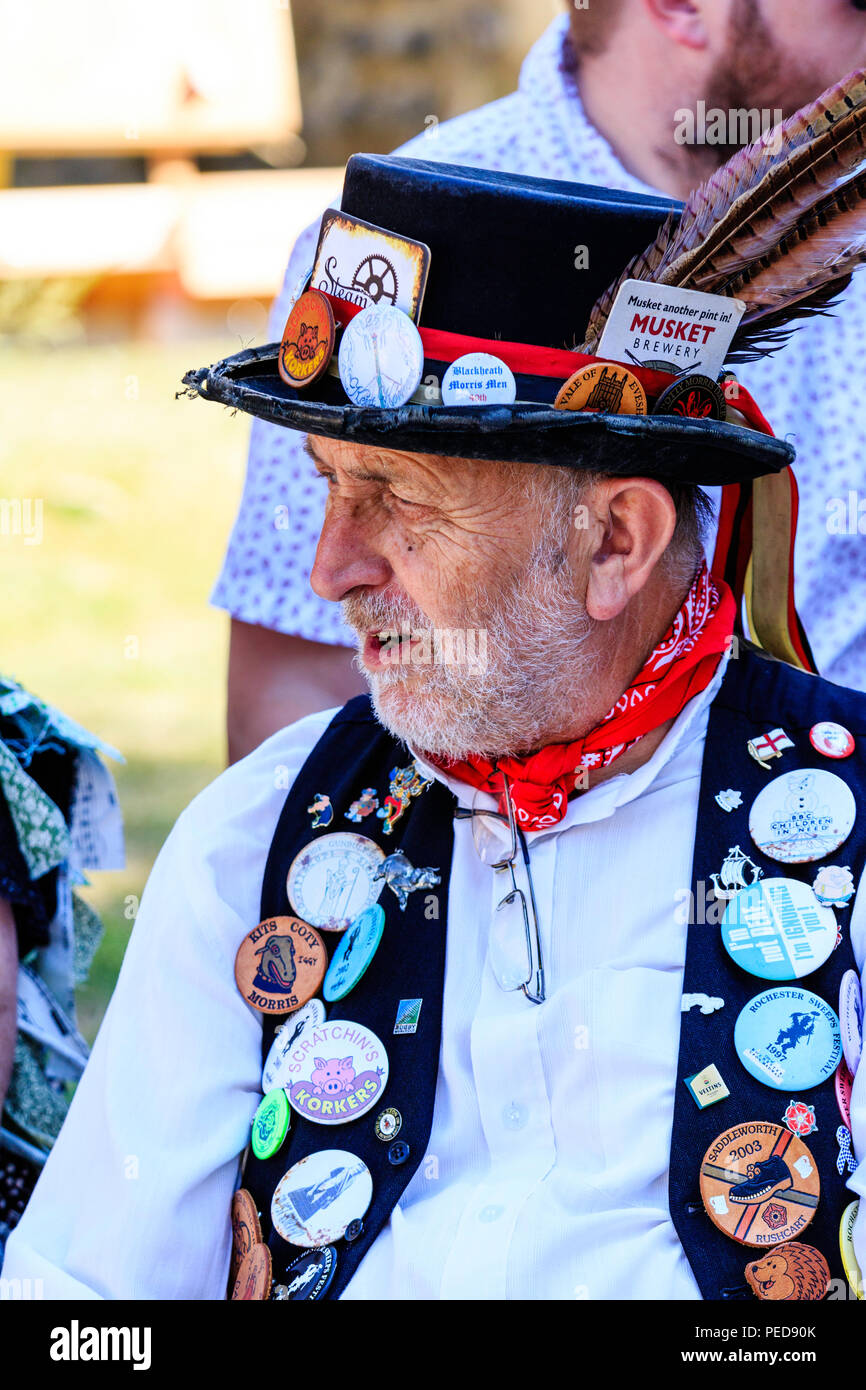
[5,143,866,1302]
[218,1,866,762]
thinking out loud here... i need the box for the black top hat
[183,154,794,485]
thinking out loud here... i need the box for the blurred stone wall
[291,0,556,166]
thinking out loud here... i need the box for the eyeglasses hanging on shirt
[454,772,545,1004]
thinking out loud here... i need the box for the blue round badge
[720,878,838,981]
[323,904,385,1002]
[734,987,842,1091]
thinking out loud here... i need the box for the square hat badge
[312,210,431,322]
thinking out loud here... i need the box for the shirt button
[478,1204,505,1223]
[502,1103,527,1131]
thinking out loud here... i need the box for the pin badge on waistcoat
[263,999,327,1093]
[813,864,855,908]
[234,916,327,1015]
[781,1100,817,1137]
[394,998,423,1034]
[700,1122,819,1247]
[711,845,763,901]
[810,721,856,760]
[307,793,334,829]
[338,303,425,408]
[251,1088,292,1161]
[720,878,837,980]
[839,969,863,1075]
[734,987,842,1091]
[747,728,794,770]
[684,1063,730,1108]
[836,1058,854,1130]
[840,1200,865,1299]
[376,761,433,835]
[278,289,336,391]
[441,353,517,406]
[271,1150,373,1248]
[374,851,440,910]
[715,788,742,813]
[284,1019,389,1126]
[323,904,385,1002]
[228,1188,262,1289]
[681,993,724,1014]
[836,1124,856,1176]
[375,1107,402,1141]
[287,832,385,933]
[744,1242,830,1301]
[748,769,856,864]
[346,787,379,823]
[230,1242,272,1301]
[273,1246,338,1301]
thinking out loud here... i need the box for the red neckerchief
[423,561,735,831]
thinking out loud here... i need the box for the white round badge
[287,832,385,932]
[271,1150,373,1248]
[748,768,856,865]
[263,998,327,1092]
[839,969,863,1075]
[441,352,517,407]
[338,303,424,407]
[809,722,855,759]
[284,1018,389,1126]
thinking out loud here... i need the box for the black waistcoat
[240,648,866,1299]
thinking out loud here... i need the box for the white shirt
[211,13,866,689]
[4,666,866,1299]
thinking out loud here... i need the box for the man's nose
[310,505,392,602]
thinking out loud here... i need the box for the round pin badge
[251,1087,292,1161]
[284,1018,389,1126]
[235,915,327,1015]
[700,1121,820,1247]
[374,1107,402,1142]
[744,1242,830,1301]
[841,1200,864,1299]
[441,352,517,406]
[809,721,855,759]
[651,373,726,421]
[287,832,385,933]
[230,1242,272,1301]
[554,361,647,415]
[338,303,424,408]
[748,768,856,864]
[263,998,326,1092]
[271,1150,373,1248]
[278,288,335,390]
[229,1188,261,1288]
[734,987,842,1091]
[273,1245,338,1301]
[839,969,863,1075]
[835,1058,854,1129]
[323,904,385,1002]
[720,877,837,980]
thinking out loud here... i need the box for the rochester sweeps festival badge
[597,279,745,379]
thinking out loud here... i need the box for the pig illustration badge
[285,1019,389,1125]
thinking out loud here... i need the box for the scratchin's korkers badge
[596,279,745,380]
[312,209,431,322]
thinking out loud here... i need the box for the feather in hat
[580,67,866,361]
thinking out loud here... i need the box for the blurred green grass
[0,338,251,1041]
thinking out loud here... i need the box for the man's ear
[641,0,715,50]
[584,477,678,621]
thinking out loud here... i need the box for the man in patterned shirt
[215,1,866,761]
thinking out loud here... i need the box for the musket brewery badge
[720,877,838,980]
[748,768,856,864]
[700,1121,820,1246]
[287,832,386,933]
[234,916,327,1015]
[271,1150,373,1248]
[596,279,745,379]
[284,1019,389,1126]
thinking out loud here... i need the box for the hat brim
[183,344,795,485]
